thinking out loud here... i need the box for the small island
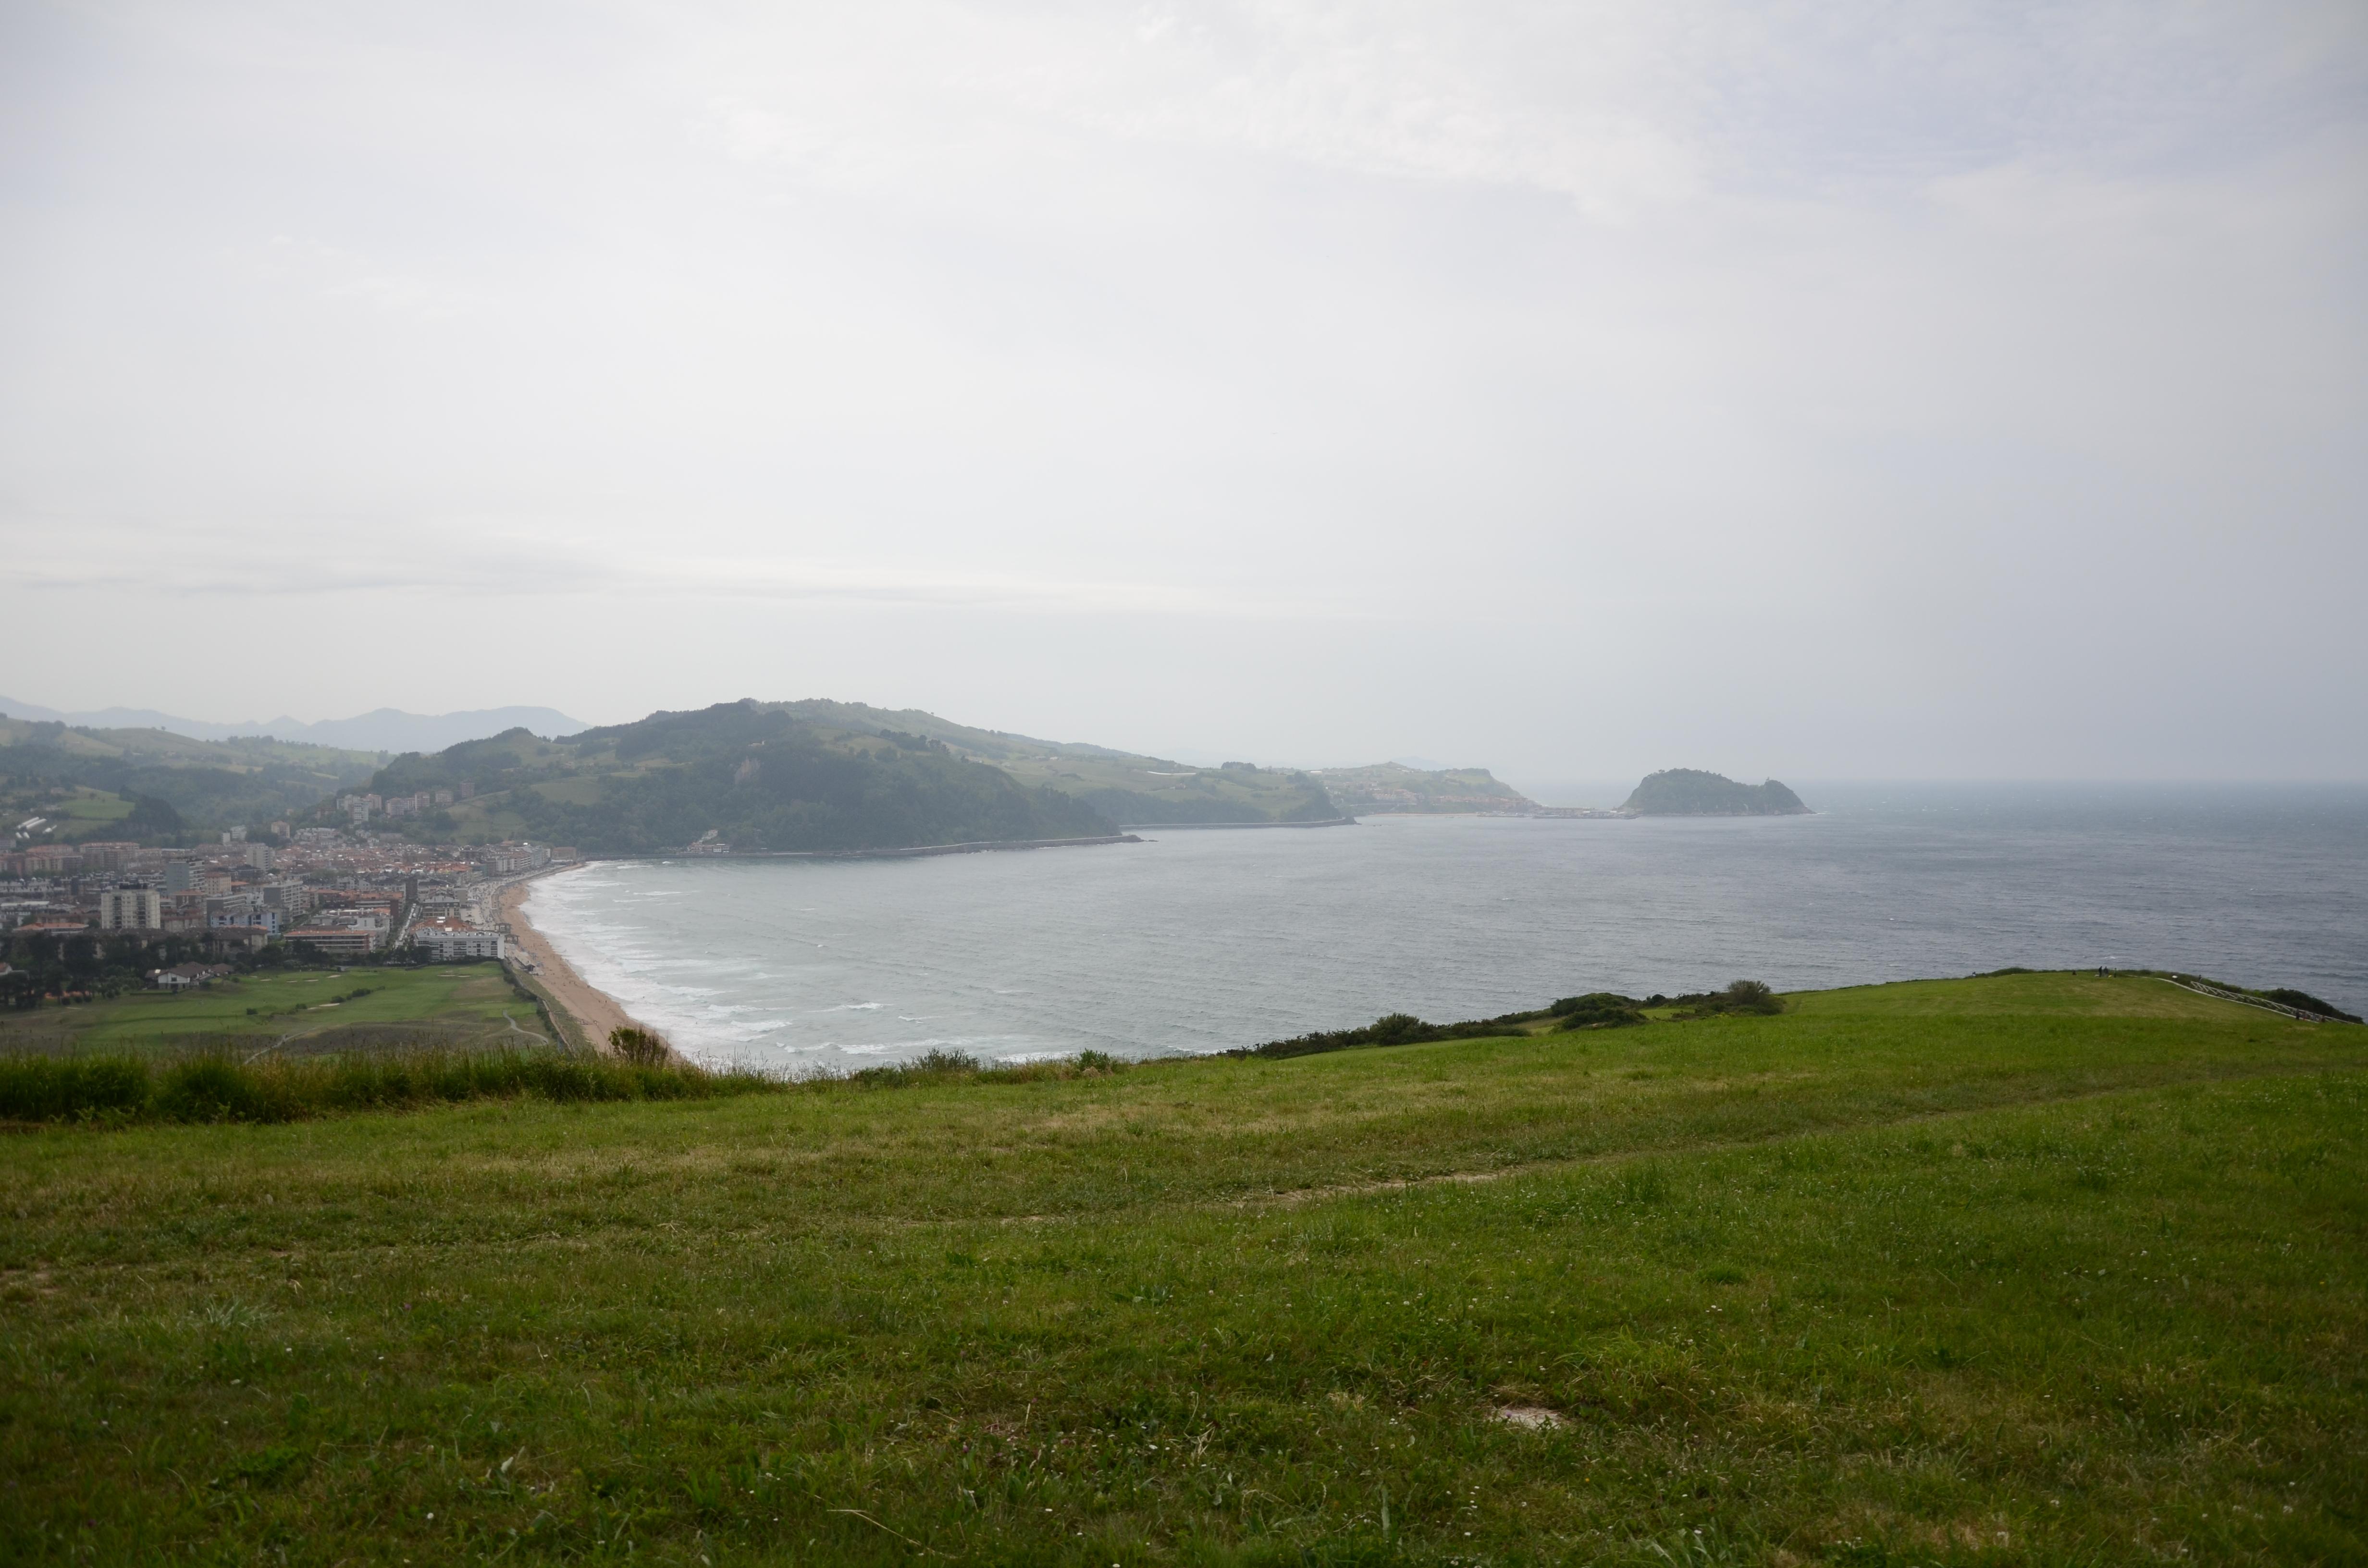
[1623,768,1812,816]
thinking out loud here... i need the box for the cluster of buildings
[336,784,472,825]
[3,837,153,877]
[3,829,577,974]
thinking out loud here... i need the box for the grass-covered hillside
[3,971,2361,1564]
[357,702,1118,854]
[357,699,1339,849]
[755,700,1340,827]
[0,716,382,844]
[1316,761,1541,815]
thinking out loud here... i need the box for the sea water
[525,783,2368,1069]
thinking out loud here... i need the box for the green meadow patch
[0,961,541,1058]
[0,973,2361,1564]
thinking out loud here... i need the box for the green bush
[1717,979,1784,1014]
[832,1048,1137,1089]
[1672,980,1785,1018]
[1230,1007,1544,1060]
[847,1049,982,1088]
[1550,992,1647,1029]
[0,1055,148,1121]
[0,1046,777,1127]
[2263,989,2363,1025]
[153,1056,299,1123]
[609,1027,672,1066]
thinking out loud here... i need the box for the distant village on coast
[4,802,567,995]
[3,696,1801,1003]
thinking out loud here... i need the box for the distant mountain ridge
[1623,769,1811,816]
[356,701,1116,855]
[2,697,1343,850]
[758,700,1340,827]
[353,699,1343,854]
[0,714,382,845]
[0,698,590,754]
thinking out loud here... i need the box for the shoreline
[1116,817,1357,830]
[599,832,1143,862]
[496,868,652,1054]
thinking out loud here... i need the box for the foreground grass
[0,962,540,1056]
[0,1045,771,1124]
[0,974,2361,1564]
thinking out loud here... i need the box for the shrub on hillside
[0,1055,148,1121]
[0,1046,772,1126]
[1663,980,1786,1018]
[1550,993,1647,1029]
[2262,989,2363,1025]
[1713,980,1784,1014]
[1231,1008,1545,1060]
[153,1056,302,1123]
[609,1027,673,1066]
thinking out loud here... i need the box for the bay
[525,783,2368,1069]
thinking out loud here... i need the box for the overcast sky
[3,1,2363,782]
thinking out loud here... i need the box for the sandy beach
[497,869,649,1054]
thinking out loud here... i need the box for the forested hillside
[767,700,1341,825]
[357,701,1116,854]
[0,717,382,844]
[354,698,1338,848]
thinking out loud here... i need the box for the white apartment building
[412,919,504,961]
[97,887,163,931]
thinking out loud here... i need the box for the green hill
[6,700,1344,850]
[764,700,1339,825]
[357,701,1117,855]
[1315,760,1539,814]
[2,970,2361,1561]
[0,716,382,844]
[1623,767,1811,815]
[354,699,1340,849]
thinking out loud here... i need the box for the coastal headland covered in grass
[3,971,2363,1563]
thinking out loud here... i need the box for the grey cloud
[0,1,2362,777]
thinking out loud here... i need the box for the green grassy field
[0,962,546,1056]
[1,973,2362,1564]
[50,784,136,823]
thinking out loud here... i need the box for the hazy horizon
[10,689,2368,796]
[5,2,2363,784]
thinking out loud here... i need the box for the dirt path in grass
[1196,1066,2349,1217]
